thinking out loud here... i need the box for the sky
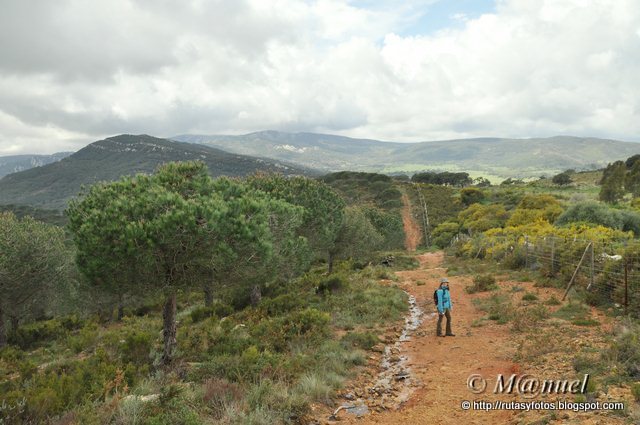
[1,0,639,155]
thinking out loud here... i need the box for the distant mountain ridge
[0,152,72,178]
[173,132,640,179]
[0,134,313,210]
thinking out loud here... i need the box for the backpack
[433,289,439,306]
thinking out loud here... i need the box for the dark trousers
[437,309,452,336]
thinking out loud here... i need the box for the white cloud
[0,0,639,154]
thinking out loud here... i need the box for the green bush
[121,331,154,366]
[522,292,538,302]
[261,293,307,316]
[553,301,590,321]
[460,188,485,206]
[59,314,85,331]
[246,378,310,423]
[8,319,67,349]
[467,274,497,293]
[316,276,345,295]
[605,328,640,378]
[1,348,144,422]
[473,294,514,324]
[252,308,331,352]
[67,322,99,353]
[556,201,640,236]
[341,331,378,350]
[631,383,640,402]
[190,302,233,323]
[432,221,460,249]
[545,296,562,306]
[193,348,293,383]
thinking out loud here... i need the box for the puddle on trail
[331,290,425,420]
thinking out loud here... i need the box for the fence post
[550,238,555,276]
[525,235,529,269]
[624,260,629,315]
[563,242,592,301]
[588,241,594,290]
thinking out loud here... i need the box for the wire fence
[457,233,640,317]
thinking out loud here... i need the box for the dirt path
[336,252,518,424]
[401,193,422,252]
[326,253,631,425]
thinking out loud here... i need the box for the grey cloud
[1,0,640,155]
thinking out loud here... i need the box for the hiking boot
[445,333,456,336]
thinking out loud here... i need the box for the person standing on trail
[436,278,455,337]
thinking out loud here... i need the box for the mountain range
[2,131,640,211]
[0,152,72,178]
[173,131,640,179]
[0,134,312,210]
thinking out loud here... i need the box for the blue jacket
[436,287,452,313]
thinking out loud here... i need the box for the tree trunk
[328,251,335,274]
[162,292,177,366]
[204,282,213,308]
[10,315,19,333]
[250,285,262,307]
[0,305,6,348]
[117,294,124,321]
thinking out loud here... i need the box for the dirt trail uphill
[329,252,629,425]
[401,193,422,252]
[337,252,518,425]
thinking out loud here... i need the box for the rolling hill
[0,152,72,178]
[0,134,313,210]
[173,132,640,180]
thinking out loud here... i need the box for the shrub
[473,294,514,324]
[432,221,461,248]
[552,172,572,185]
[460,188,485,206]
[59,315,85,331]
[121,330,154,366]
[553,301,590,321]
[341,331,378,350]
[522,292,538,302]
[467,274,497,293]
[556,202,640,236]
[631,383,640,402]
[246,379,310,422]
[316,277,345,295]
[67,322,99,353]
[202,378,243,419]
[261,293,307,316]
[297,373,333,404]
[252,308,331,352]
[603,323,640,378]
[511,305,548,333]
[545,296,562,306]
[8,319,67,349]
[190,302,234,323]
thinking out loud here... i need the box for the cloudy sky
[1,0,639,155]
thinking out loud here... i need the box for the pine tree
[599,161,626,204]
[626,161,640,198]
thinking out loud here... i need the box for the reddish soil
[401,193,422,252]
[337,252,518,424]
[327,253,632,425]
